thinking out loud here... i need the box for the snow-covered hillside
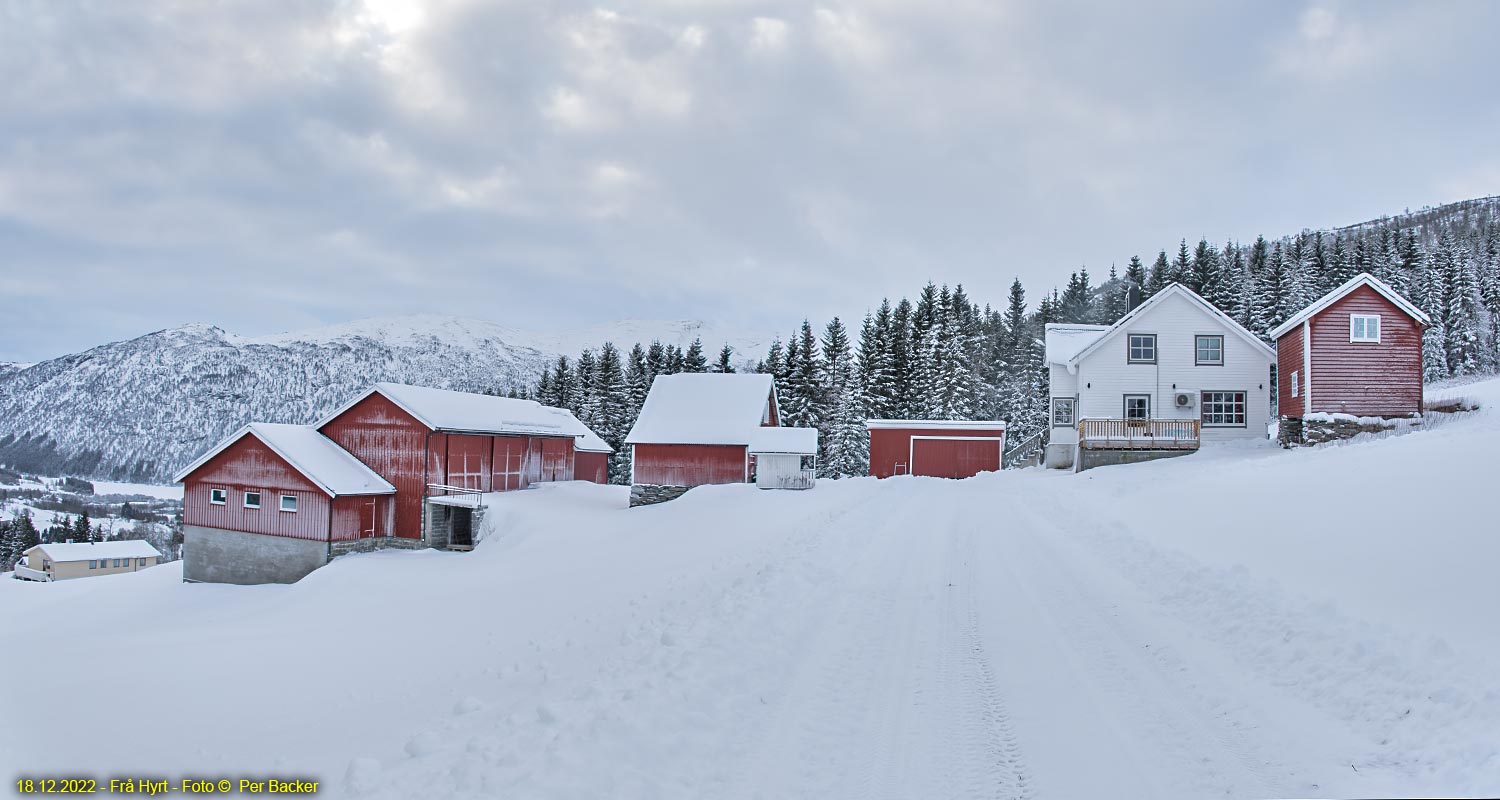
[3,379,1497,798]
[0,315,768,483]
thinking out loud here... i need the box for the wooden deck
[1078,418,1200,451]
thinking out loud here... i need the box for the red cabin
[177,383,611,583]
[1270,273,1430,442]
[624,373,781,505]
[866,420,1007,479]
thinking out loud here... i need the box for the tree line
[523,202,1500,482]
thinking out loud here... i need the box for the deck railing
[1077,418,1200,450]
[12,563,50,582]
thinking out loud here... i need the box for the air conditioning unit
[1174,392,1194,408]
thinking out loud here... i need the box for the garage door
[911,437,1002,479]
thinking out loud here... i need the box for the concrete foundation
[1044,442,1075,470]
[183,525,329,585]
[1075,448,1195,473]
[630,484,691,507]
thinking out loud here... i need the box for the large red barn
[624,373,782,505]
[866,420,1007,479]
[1269,273,1430,443]
[177,383,611,583]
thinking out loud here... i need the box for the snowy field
[4,381,1500,799]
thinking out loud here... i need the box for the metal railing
[1002,429,1048,468]
[1077,418,1200,450]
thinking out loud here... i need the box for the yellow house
[13,541,163,582]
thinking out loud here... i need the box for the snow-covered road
[5,379,1500,798]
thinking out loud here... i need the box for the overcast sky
[2,0,1497,362]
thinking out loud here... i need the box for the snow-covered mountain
[0,315,770,483]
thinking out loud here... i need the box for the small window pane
[280,495,298,512]
[1128,335,1156,363]
[210,489,226,505]
[1052,398,1076,426]
[244,492,261,508]
[1195,335,1223,365]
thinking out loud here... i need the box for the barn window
[1201,391,1247,426]
[1194,335,1224,365]
[1290,371,1299,398]
[209,488,227,505]
[244,491,261,509]
[279,495,298,513]
[1051,397,1076,427]
[1350,314,1381,342]
[1123,394,1151,420]
[800,455,816,471]
[1127,334,1157,363]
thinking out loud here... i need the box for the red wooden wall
[1276,325,1306,419]
[868,428,1005,479]
[183,435,335,541]
[1306,285,1424,417]
[320,393,431,539]
[575,451,609,484]
[632,444,747,486]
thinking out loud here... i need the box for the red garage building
[178,383,610,583]
[1269,273,1430,444]
[625,373,782,505]
[866,420,1008,479]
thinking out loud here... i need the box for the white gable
[1067,283,1274,369]
[625,373,777,446]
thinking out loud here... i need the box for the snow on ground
[4,381,1500,798]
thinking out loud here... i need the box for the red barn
[866,420,1007,479]
[1269,273,1430,443]
[178,383,611,583]
[174,423,396,584]
[624,373,780,505]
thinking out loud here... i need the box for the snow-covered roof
[1267,272,1431,340]
[1044,324,1110,367]
[625,373,778,446]
[27,540,162,562]
[550,408,613,454]
[865,419,1007,430]
[748,427,818,455]
[317,383,572,437]
[1064,283,1275,368]
[173,423,396,496]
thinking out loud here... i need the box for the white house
[1044,283,1276,471]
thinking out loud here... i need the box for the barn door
[912,438,1001,479]
[359,497,376,539]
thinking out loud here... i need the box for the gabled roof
[625,373,779,446]
[748,426,818,455]
[1044,324,1110,367]
[26,540,162,562]
[172,423,396,496]
[1267,272,1431,340]
[1064,283,1275,369]
[315,383,572,437]
[553,407,614,454]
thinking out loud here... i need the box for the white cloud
[749,17,789,53]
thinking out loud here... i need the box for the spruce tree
[645,341,667,378]
[890,298,915,416]
[858,305,896,420]
[625,344,650,411]
[572,350,597,421]
[714,344,736,373]
[1146,250,1171,296]
[1123,255,1147,293]
[1171,239,1192,286]
[683,338,708,373]
[823,377,870,478]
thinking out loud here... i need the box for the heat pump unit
[1174,392,1194,408]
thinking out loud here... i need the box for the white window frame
[1123,394,1151,420]
[1127,334,1157,364]
[209,488,227,505]
[1201,390,1248,428]
[243,491,261,509]
[1194,335,1224,366]
[1051,397,1076,427]
[1350,314,1381,343]
[1290,370,1299,398]
[279,495,298,513]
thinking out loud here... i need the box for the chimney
[1126,283,1142,312]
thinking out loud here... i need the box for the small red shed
[866,420,1007,479]
[1269,273,1430,429]
[624,373,780,503]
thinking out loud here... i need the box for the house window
[799,455,816,471]
[244,491,261,509]
[280,495,298,513]
[1195,335,1224,365]
[1290,370,1299,398]
[1350,314,1381,342]
[89,560,97,569]
[1124,394,1151,420]
[1202,391,1247,426]
[42,559,51,570]
[138,558,146,567]
[1051,397,1076,427]
[1127,334,1157,363]
[112,558,121,568]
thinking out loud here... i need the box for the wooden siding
[182,435,334,541]
[538,437,575,482]
[869,427,1005,479]
[1305,285,1424,417]
[575,451,610,484]
[330,494,393,541]
[1276,326,1305,419]
[491,436,530,491]
[444,434,492,491]
[319,392,430,539]
[632,444,747,486]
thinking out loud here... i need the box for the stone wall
[630,484,692,507]
[329,536,426,559]
[1280,415,1399,447]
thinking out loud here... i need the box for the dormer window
[1350,314,1381,343]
